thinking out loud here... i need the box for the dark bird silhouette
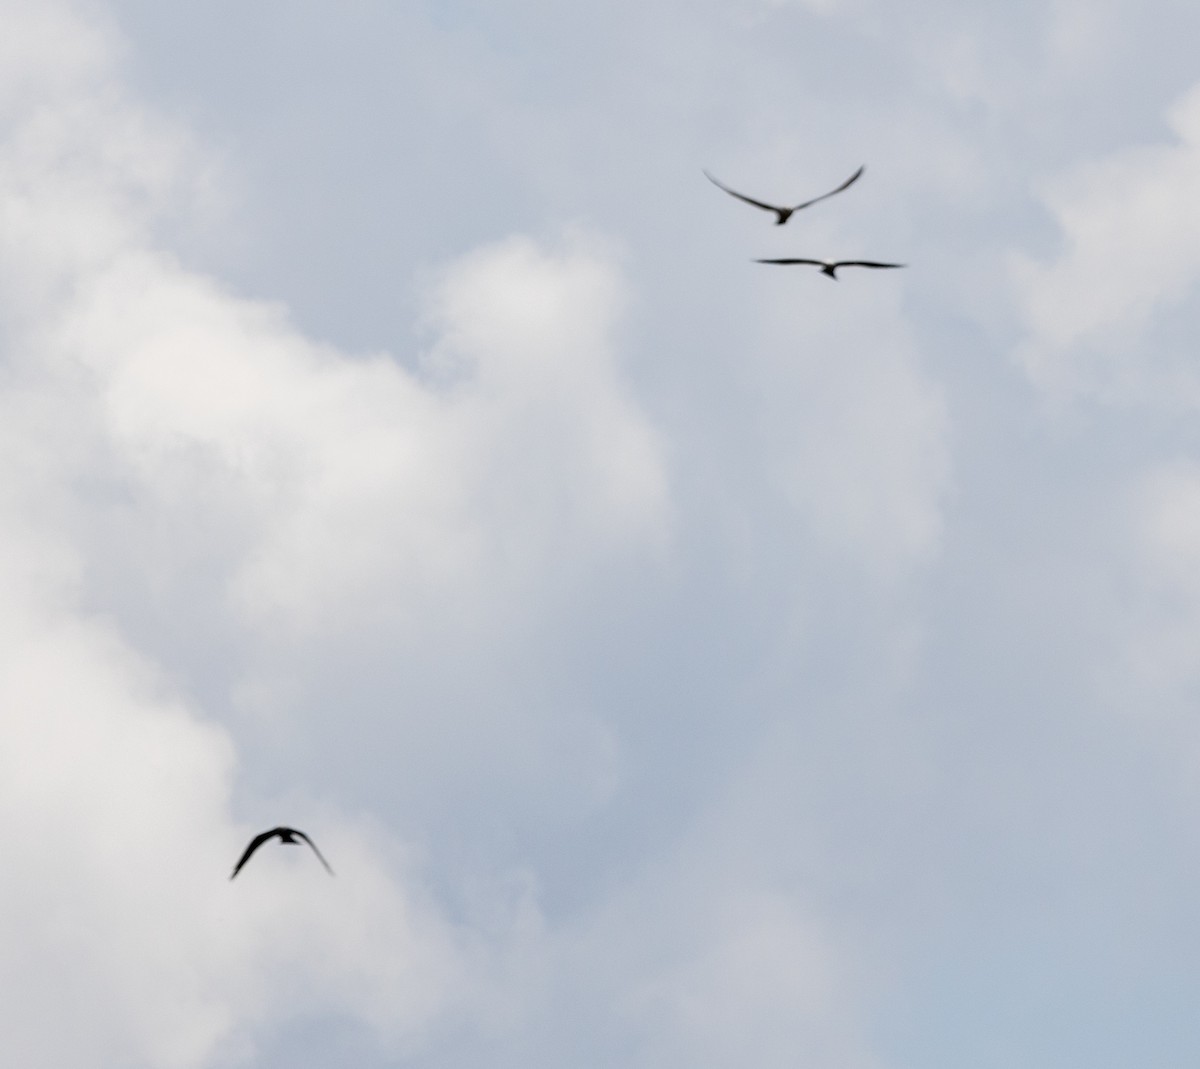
[704,166,865,224]
[230,826,334,879]
[755,257,905,280]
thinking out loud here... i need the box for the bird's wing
[230,829,280,880]
[294,830,335,875]
[754,258,825,266]
[792,165,866,211]
[704,171,785,214]
[833,260,905,269]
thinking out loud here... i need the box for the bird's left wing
[792,165,865,211]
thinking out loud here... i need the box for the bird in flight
[704,165,865,225]
[755,257,905,280]
[230,826,334,879]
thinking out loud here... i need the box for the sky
[3,0,1200,1066]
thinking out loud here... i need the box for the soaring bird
[230,826,334,879]
[704,166,865,225]
[755,257,905,280]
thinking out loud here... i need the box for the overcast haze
[3,0,1200,1066]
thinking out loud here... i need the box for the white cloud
[68,0,1200,1065]
[628,889,880,1069]
[757,0,846,15]
[1012,81,1200,403]
[751,280,949,580]
[0,2,674,1065]
[50,228,667,640]
[1043,0,1122,77]
[0,2,116,119]
[1115,462,1200,694]
[0,539,477,1067]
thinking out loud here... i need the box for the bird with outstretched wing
[230,826,335,879]
[705,165,865,224]
[755,257,904,279]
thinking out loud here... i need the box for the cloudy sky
[4,0,1200,1065]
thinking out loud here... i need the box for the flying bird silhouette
[704,166,865,224]
[755,257,905,280]
[230,826,334,879]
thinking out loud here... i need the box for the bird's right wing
[704,171,784,214]
[294,830,335,876]
[754,258,824,266]
[230,830,277,880]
